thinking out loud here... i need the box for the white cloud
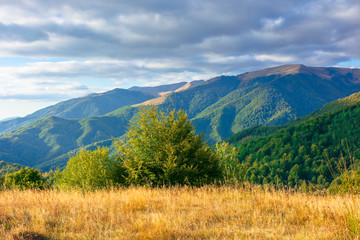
[261,17,284,30]
[205,54,252,64]
[303,51,348,66]
[255,54,296,63]
[0,58,214,100]
[0,0,358,105]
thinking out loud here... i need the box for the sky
[0,0,360,120]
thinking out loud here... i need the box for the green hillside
[0,161,23,176]
[0,106,144,171]
[0,88,154,134]
[151,65,360,142]
[1,64,360,171]
[192,84,295,142]
[161,76,241,118]
[306,91,360,118]
[229,104,360,187]
[0,115,130,170]
[227,91,360,144]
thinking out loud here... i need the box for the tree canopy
[4,168,47,190]
[231,105,360,189]
[115,106,221,186]
[56,146,121,190]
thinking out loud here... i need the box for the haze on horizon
[0,0,360,120]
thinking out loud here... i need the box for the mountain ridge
[1,64,360,171]
[0,88,155,134]
[132,80,204,107]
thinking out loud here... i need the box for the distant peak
[237,64,360,85]
[239,64,307,80]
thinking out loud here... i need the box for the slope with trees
[228,104,360,188]
[2,64,360,170]
[0,88,155,134]
[190,65,360,142]
[226,91,360,144]
[0,115,130,170]
[0,161,23,177]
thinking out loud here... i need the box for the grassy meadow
[1,186,359,240]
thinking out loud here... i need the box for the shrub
[0,176,4,190]
[56,146,122,190]
[328,170,360,194]
[215,141,245,184]
[4,168,47,190]
[115,106,221,186]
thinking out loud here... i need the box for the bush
[215,141,245,184]
[56,146,122,190]
[115,106,221,186]
[4,168,47,190]
[329,170,360,194]
[0,176,4,190]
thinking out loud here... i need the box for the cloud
[0,23,48,42]
[0,75,90,101]
[0,59,207,100]
[255,54,296,63]
[0,0,359,102]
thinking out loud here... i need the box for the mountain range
[1,64,360,171]
[0,89,155,134]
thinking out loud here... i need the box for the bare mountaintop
[132,80,204,107]
[238,64,360,83]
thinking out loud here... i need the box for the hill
[226,91,360,144]
[228,103,360,187]
[189,64,360,141]
[0,161,23,176]
[0,81,206,135]
[0,115,131,170]
[0,88,155,134]
[2,64,360,171]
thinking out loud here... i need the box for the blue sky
[0,0,359,120]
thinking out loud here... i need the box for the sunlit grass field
[1,186,359,239]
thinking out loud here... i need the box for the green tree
[115,106,221,186]
[0,176,5,190]
[4,168,47,190]
[288,164,301,187]
[56,146,121,190]
[215,141,245,183]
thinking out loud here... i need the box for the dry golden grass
[0,186,359,239]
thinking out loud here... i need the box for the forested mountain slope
[227,91,360,144]
[1,64,360,170]
[163,64,360,141]
[229,103,360,187]
[0,115,130,170]
[0,161,24,176]
[0,89,155,134]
